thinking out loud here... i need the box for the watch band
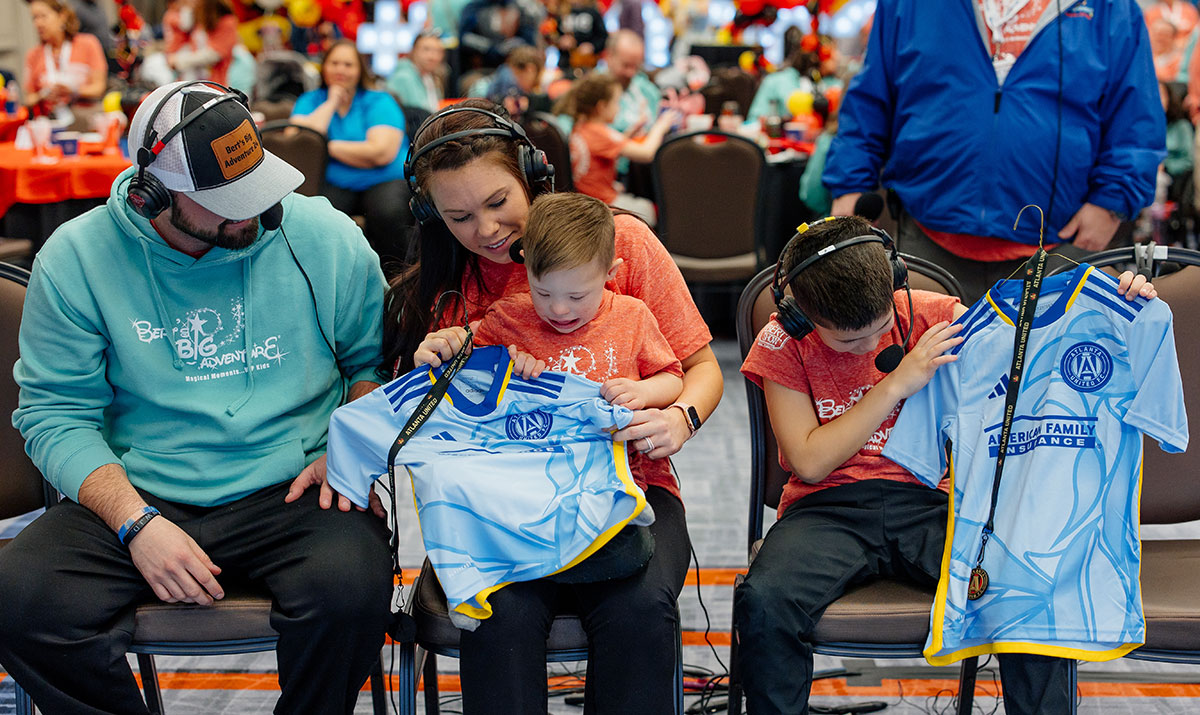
[670,403,701,434]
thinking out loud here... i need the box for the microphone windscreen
[260,203,283,231]
[508,238,525,264]
[875,344,904,374]
[853,193,885,222]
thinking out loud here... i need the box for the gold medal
[968,567,989,600]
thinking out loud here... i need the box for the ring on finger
[643,436,655,452]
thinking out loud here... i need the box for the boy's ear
[607,258,624,280]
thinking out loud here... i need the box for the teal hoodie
[13,167,387,506]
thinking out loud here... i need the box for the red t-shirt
[475,290,684,494]
[439,214,713,365]
[570,120,625,204]
[741,290,960,517]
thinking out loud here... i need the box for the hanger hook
[1012,204,1046,249]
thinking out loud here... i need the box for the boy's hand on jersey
[888,320,964,400]
[414,326,471,368]
[601,377,648,410]
[1115,271,1158,301]
[507,345,546,378]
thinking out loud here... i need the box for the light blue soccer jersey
[326,346,647,619]
[883,265,1188,665]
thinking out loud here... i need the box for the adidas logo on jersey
[987,374,1010,399]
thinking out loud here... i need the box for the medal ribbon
[969,247,1047,600]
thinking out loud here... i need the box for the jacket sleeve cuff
[54,443,122,502]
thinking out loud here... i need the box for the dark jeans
[734,480,1072,715]
[459,486,691,715]
[0,481,393,715]
[324,178,414,276]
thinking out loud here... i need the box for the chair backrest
[251,98,295,123]
[736,258,965,552]
[258,121,328,197]
[1063,247,1200,524]
[653,130,765,270]
[397,103,432,145]
[701,67,759,116]
[0,264,49,520]
[522,112,574,192]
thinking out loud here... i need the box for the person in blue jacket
[292,39,414,274]
[0,80,393,713]
[825,0,1165,303]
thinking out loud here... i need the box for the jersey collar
[984,263,1092,328]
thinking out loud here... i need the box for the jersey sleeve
[326,385,405,509]
[1124,299,1189,453]
[880,347,960,488]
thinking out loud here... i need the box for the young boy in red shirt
[735,215,1155,714]
[415,191,684,489]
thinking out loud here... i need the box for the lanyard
[43,41,71,82]
[967,247,1048,600]
[384,293,472,575]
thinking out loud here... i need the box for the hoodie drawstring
[141,241,184,371]
[225,257,256,416]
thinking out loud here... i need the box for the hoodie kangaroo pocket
[120,438,306,505]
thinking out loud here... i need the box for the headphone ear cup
[892,254,908,290]
[517,144,554,189]
[126,171,172,219]
[775,296,814,340]
[409,191,440,225]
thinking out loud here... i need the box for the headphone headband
[773,217,897,302]
[403,106,534,186]
[138,80,245,167]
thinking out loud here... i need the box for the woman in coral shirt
[23,0,108,126]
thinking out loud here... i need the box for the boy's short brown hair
[780,215,897,331]
[523,193,616,278]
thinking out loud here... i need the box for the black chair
[522,111,574,191]
[0,262,388,715]
[259,120,328,197]
[726,261,981,715]
[399,103,433,144]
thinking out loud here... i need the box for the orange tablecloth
[0,142,130,217]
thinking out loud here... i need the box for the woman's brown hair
[319,38,378,90]
[380,99,555,379]
[29,0,80,39]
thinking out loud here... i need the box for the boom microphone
[854,193,885,222]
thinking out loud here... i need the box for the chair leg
[726,574,744,715]
[674,613,684,715]
[370,654,388,715]
[955,655,978,715]
[422,651,440,715]
[1066,658,1078,714]
[13,680,34,715]
[137,653,165,715]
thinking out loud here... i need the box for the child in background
[415,192,684,481]
[561,72,679,223]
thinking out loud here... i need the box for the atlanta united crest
[1060,341,1113,393]
[506,409,553,440]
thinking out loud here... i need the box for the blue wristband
[117,506,160,546]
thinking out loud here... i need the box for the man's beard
[170,209,259,250]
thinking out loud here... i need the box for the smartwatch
[670,402,702,435]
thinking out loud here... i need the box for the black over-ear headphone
[773,216,913,372]
[126,80,283,231]
[402,106,555,225]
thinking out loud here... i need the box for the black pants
[323,178,414,276]
[459,486,691,715]
[894,211,1094,305]
[734,480,1072,715]
[0,481,393,715]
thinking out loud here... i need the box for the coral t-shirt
[23,34,106,106]
[475,290,684,494]
[570,120,625,204]
[740,290,959,517]
[439,214,713,366]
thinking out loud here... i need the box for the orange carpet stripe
[396,566,747,587]
[6,672,1200,697]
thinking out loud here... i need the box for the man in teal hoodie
[0,80,393,713]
